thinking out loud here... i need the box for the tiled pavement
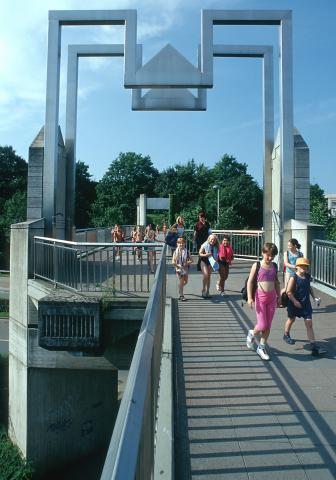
[171,259,336,479]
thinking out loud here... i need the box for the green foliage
[0,147,27,212]
[154,159,210,215]
[75,161,97,228]
[310,183,336,241]
[178,205,205,229]
[0,192,27,241]
[0,146,28,269]
[0,299,9,313]
[0,428,33,480]
[204,155,263,228]
[310,183,329,227]
[91,152,159,226]
[328,218,336,242]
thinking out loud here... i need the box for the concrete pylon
[272,127,311,257]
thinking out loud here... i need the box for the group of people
[171,212,234,301]
[245,238,325,361]
[169,215,325,359]
[111,223,157,272]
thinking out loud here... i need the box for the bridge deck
[170,260,336,480]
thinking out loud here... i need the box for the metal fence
[311,239,336,290]
[75,226,135,243]
[183,229,264,259]
[34,237,165,293]
[75,227,264,260]
[100,244,167,480]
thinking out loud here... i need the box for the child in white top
[172,238,192,301]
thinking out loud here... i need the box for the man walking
[193,212,211,271]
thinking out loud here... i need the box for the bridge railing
[311,239,336,290]
[75,226,134,243]
[183,229,264,259]
[33,237,164,293]
[100,244,167,480]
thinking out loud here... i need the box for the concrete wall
[9,220,118,476]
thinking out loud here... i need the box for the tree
[92,152,159,226]
[75,161,97,228]
[0,146,28,268]
[204,155,263,228]
[0,146,27,210]
[310,183,328,227]
[154,159,211,217]
[0,191,26,268]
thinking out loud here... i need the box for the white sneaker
[257,345,270,361]
[246,330,255,349]
[115,255,120,261]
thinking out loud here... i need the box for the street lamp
[213,185,220,226]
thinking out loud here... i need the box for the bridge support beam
[9,220,118,476]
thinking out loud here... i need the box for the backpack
[241,261,278,304]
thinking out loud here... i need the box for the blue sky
[0,0,335,194]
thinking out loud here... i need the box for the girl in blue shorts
[285,257,325,355]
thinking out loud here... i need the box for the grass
[0,428,34,480]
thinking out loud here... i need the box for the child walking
[246,243,280,361]
[216,236,234,295]
[172,237,192,301]
[284,257,325,355]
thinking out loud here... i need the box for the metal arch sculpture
[44,8,294,255]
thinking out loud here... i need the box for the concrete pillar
[139,193,147,226]
[27,128,44,221]
[9,220,118,476]
[272,127,311,258]
[54,128,66,239]
[293,128,310,222]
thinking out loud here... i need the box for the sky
[0,0,335,194]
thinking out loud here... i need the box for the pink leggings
[255,289,277,331]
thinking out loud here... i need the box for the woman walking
[198,234,219,299]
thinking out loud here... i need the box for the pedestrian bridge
[95,246,336,480]
[7,228,336,479]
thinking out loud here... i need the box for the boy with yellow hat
[284,257,326,355]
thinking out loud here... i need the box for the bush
[0,299,9,313]
[0,428,34,480]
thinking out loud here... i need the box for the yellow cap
[296,257,310,267]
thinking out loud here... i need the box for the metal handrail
[33,237,165,293]
[183,229,264,259]
[311,239,336,290]
[101,244,167,480]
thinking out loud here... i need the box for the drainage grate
[38,300,101,351]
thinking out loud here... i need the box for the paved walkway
[170,259,336,480]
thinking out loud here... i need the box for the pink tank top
[257,264,277,282]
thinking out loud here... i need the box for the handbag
[281,291,289,308]
[281,275,297,307]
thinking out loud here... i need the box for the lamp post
[213,185,220,226]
